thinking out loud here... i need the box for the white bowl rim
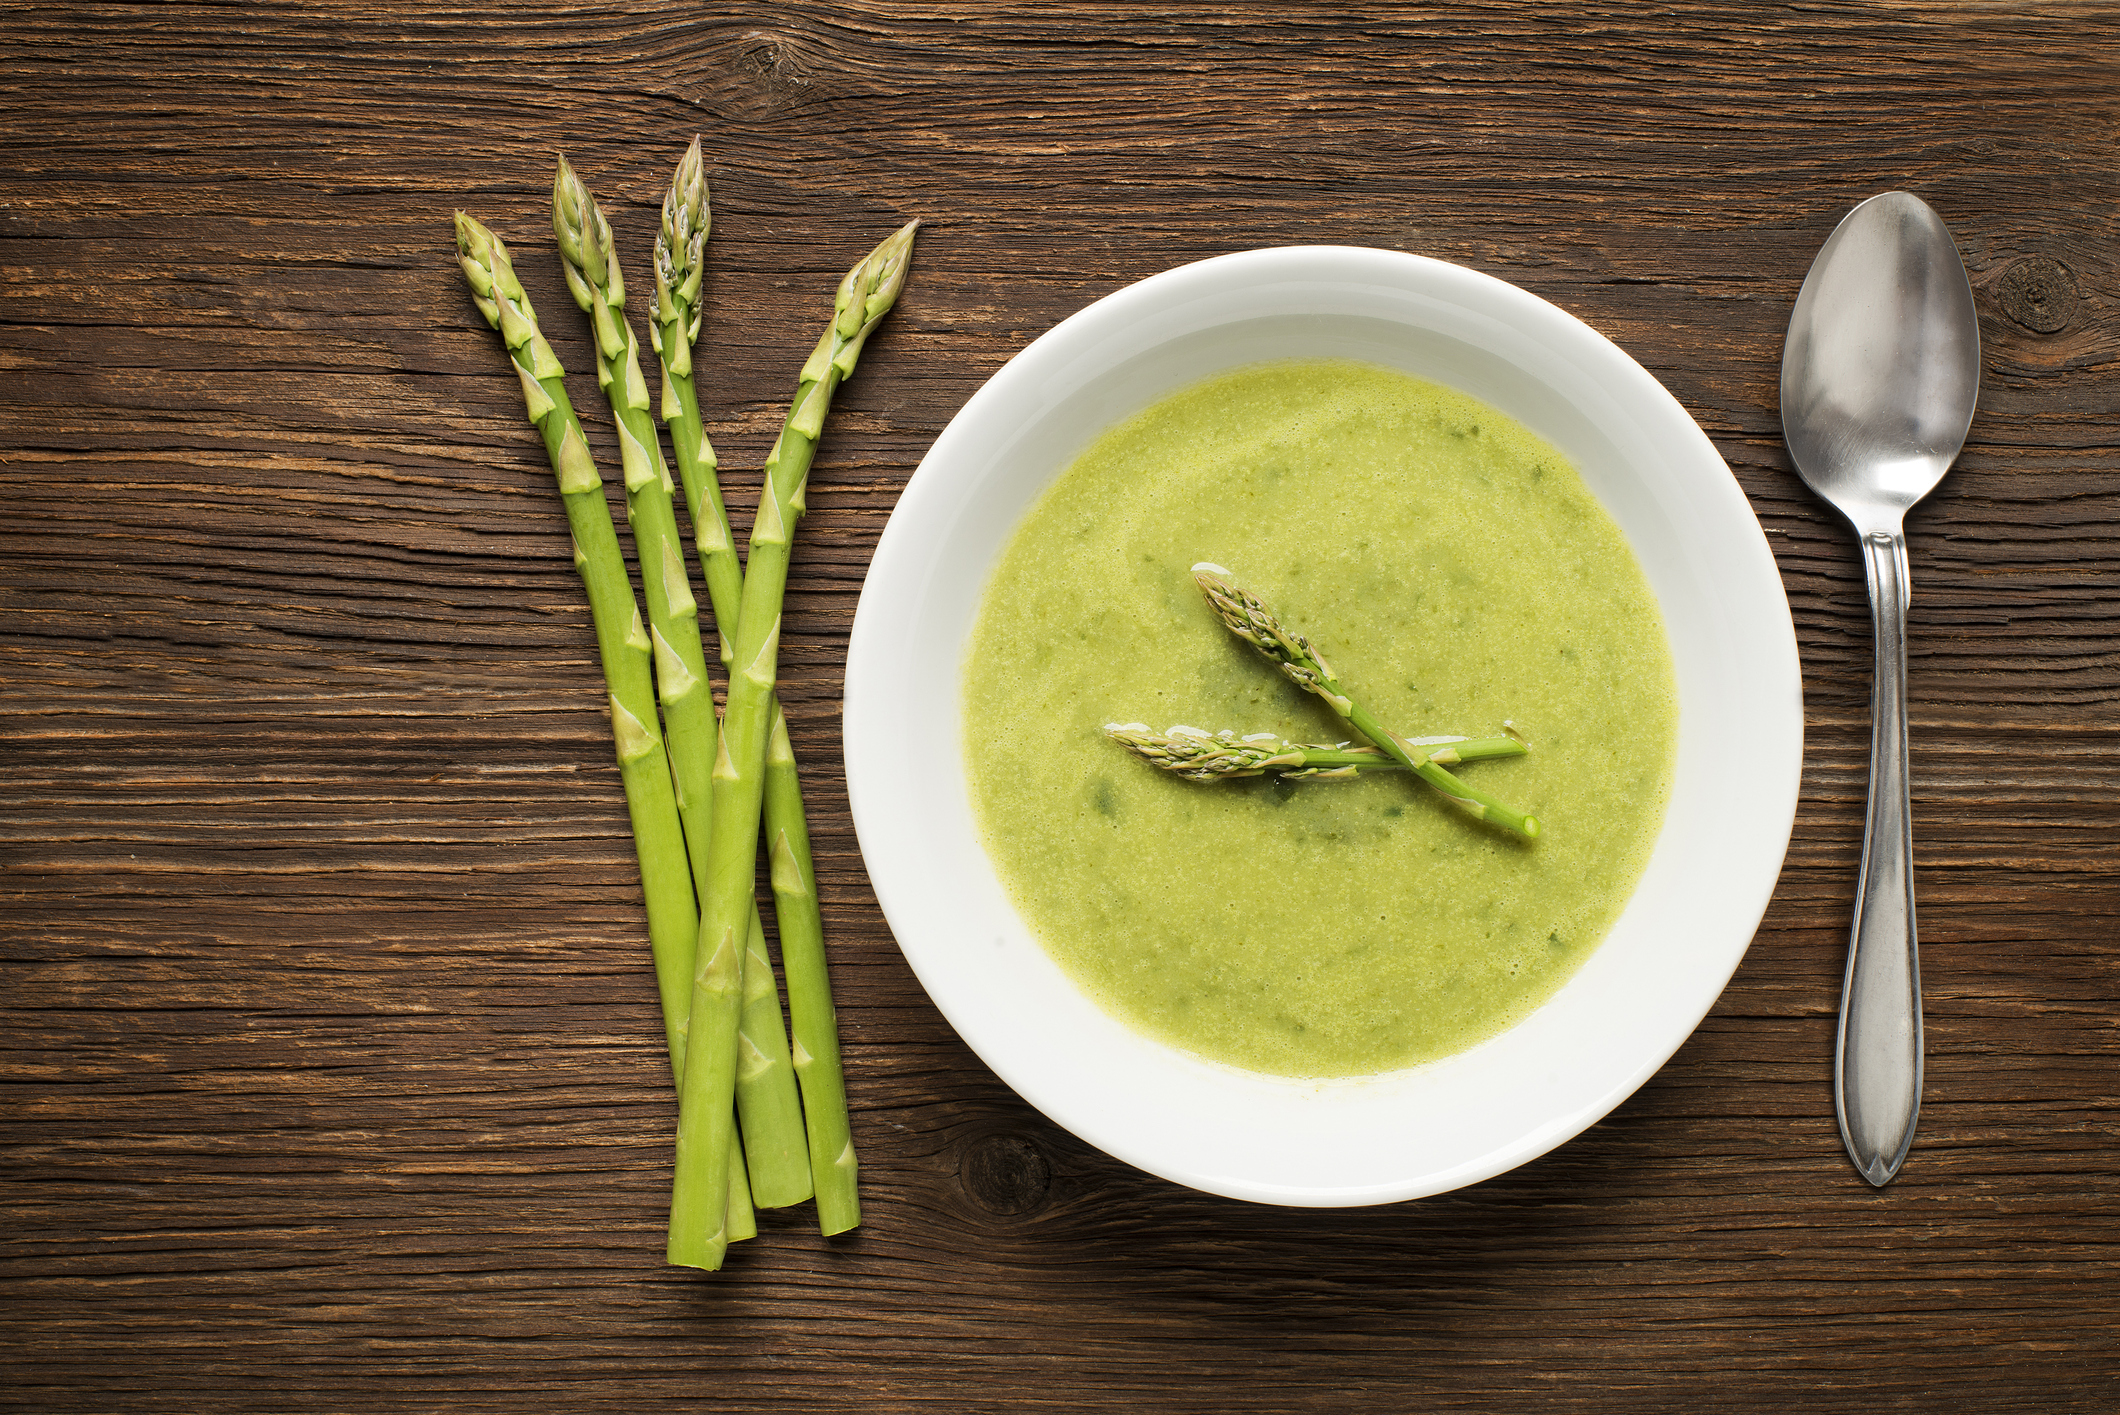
[844,244,1801,1206]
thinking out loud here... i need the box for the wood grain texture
[3,2,2117,1410]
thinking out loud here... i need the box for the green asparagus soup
[962,359,1676,1078]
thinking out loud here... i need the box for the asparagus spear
[766,704,859,1234]
[669,222,918,1270]
[1191,565,1541,838]
[454,213,697,1064]
[552,158,814,1214]
[1106,724,1527,781]
[453,214,755,1243]
[655,144,861,1236]
[648,137,736,645]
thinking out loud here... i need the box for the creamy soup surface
[961,360,1677,1078]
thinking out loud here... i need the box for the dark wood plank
[3,2,2117,1411]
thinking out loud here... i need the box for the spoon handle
[1836,526,1924,1186]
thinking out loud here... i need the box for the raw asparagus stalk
[553,158,814,1215]
[1106,724,1527,781]
[766,705,859,1234]
[1192,565,1541,838]
[454,212,698,1067]
[454,214,755,1245]
[670,222,918,1270]
[649,136,737,645]
[656,143,861,1234]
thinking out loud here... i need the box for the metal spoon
[1780,191,1980,1187]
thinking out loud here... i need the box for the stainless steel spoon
[1780,191,1980,1187]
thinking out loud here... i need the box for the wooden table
[5,4,2115,1409]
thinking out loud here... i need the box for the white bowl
[844,246,1800,1206]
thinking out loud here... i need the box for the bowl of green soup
[845,245,1800,1205]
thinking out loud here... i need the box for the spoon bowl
[1782,191,1981,527]
[1779,191,1980,1187]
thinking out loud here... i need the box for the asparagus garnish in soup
[1105,724,1526,782]
[1192,566,1542,839]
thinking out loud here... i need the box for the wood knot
[706,28,819,120]
[1996,256,2077,334]
[960,1133,1052,1216]
[740,30,812,90]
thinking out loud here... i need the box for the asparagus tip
[552,153,581,222]
[860,221,920,304]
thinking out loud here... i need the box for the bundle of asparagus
[455,142,915,1271]
[1107,566,1541,838]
